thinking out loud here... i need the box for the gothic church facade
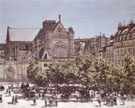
[0,15,75,81]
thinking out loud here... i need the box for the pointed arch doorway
[5,65,15,81]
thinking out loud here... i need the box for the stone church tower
[33,15,75,61]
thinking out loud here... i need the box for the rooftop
[8,28,41,41]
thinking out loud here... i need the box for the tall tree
[27,58,37,83]
[76,55,95,93]
[120,54,135,97]
[27,58,48,86]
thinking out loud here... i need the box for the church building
[1,15,75,81]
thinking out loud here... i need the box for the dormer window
[120,36,122,41]
[117,37,120,41]
[124,35,126,40]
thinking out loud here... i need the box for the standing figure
[12,96,14,104]
[33,98,36,105]
[42,93,45,99]
[55,100,58,107]
[45,99,47,107]
[113,95,117,105]
[6,88,8,94]
[39,93,41,98]
[9,90,11,96]
[11,84,13,90]
[15,95,18,103]
[98,98,101,107]
[0,95,2,102]
[26,83,29,89]
[122,95,126,105]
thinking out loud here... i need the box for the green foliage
[27,54,135,96]
[120,54,135,95]
[27,58,37,83]
[76,55,95,87]
[27,58,48,86]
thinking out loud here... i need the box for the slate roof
[8,28,40,41]
[114,23,135,38]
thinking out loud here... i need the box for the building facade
[74,34,108,61]
[113,21,135,66]
[105,39,114,63]
[0,43,5,80]
[1,15,134,81]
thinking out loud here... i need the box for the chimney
[118,22,127,31]
[123,21,125,26]
[118,22,122,27]
[100,32,102,36]
[128,19,135,28]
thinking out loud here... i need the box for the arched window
[44,53,47,59]
[120,49,122,56]
[5,65,15,80]
[53,41,67,58]
[39,47,49,60]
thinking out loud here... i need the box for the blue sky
[0,0,135,43]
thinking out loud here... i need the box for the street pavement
[0,82,135,108]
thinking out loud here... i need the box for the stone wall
[0,61,29,82]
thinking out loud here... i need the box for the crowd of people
[0,82,131,107]
[20,83,58,107]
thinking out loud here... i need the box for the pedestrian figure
[8,86,10,90]
[45,99,47,107]
[33,98,36,105]
[6,88,8,94]
[21,83,24,89]
[11,84,13,90]
[15,95,18,103]
[97,98,101,107]
[55,100,58,107]
[9,90,11,96]
[0,95,2,102]
[122,95,125,105]
[106,98,109,105]
[113,96,117,105]
[49,98,53,107]
[12,96,14,104]
[42,93,45,99]
[39,93,41,98]
[26,83,29,89]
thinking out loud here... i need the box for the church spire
[6,26,10,43]
[59,14,61,22]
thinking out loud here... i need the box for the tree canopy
[27,54,135,96]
